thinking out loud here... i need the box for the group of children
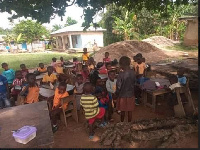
[0,47,188,139]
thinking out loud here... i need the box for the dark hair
[26,73,36,79]
[105,62,111,67]
[111,59,118,66]
[108,70,116,75]
[96,62,103,69]
[15,70,22,75]
[39,63,44,66]
[177,68,185,74]
[83,48,87,51]
[76,74,83,78]
[89,57,94,62]
[73,57,78,62]
[60,56,63,59]
[20,64,25,67]
[105,52,109,55]
[52,57,56,61]
[82,65,88,69]
[136,53,142,58]
[83,82,92,92]
[142,57,145,62]
[47,66,53,70]
[1,62,8,67]
[169,75,178,83]
[119,56,131,67]
[58,82,67,88]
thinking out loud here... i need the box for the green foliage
[0,27,12,35]
[13,20,48,44]
[65,17,77,26]
[52,24,63,32]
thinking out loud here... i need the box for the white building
[50,24,106,51]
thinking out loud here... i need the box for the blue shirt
[2,69,15,84]
[178,76,187,85]
[0,75,8,93]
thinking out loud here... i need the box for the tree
[52,24,63,32]
[0,27,12,35]
[65,17,77,26]
[13,20,48,49]
[0,0,197,28]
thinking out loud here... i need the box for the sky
[0,4,102,30]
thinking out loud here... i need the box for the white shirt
[169,82,181,91]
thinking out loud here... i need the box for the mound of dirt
[94,40,168,63]
[142,36,178,48]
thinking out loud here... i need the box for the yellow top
[55,66,64,74]
[25,86,39,104]
[82,53,89,61]
[38,67,47,73]
[42,73,57,83]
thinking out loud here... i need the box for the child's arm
[20,85,29,96]
[6,83,10,99]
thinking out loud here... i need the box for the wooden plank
[0,101,54,148]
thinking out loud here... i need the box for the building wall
[183,19,198,46]
[71,34,82,48]
[81,32,104,48]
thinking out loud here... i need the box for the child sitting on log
[50,82,69,133]
[80,82,106,139]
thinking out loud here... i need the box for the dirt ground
[51,89,198,148]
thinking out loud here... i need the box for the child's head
[58,82,67,94]
[20,64,26,70]
[1,62,8,70]
[60,57,64,62]
[96,62,103,69]
[137,57,143,64]
[73,57,78,62]
[119,56,130,69]
[26,73,36,84]
[105,62,112,70]
[105,52,109,58]
[15,70,23,79]
[96,77,103,86]
[89,57,94,63]
[142,57,145,63]
[177,68,185,77]
[169,75,178,85]
[108,70,116,81]
[83,82,93,94]
[76,74,83,84]
[82,65,88,72]
[39,63,44,69]
[95,89,102,99]
[111,59,118,66]
[136,53,142,58]
[47,66,53,74]
[52,57,57,62]
[56,60,62,67]
[83,48,87,53]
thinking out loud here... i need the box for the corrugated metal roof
[51,23,106,35]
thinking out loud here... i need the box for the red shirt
[99,65,108,74]
[103,58,111,63]
[21,69,29,78]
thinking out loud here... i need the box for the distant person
[51,57,57,71]
[81,65,89,82]
[60,57,64,66]
[80,82,106,139]
[177,68,187,85]
[82,48,89,64]
[103,52,111,64]
[50,82,69,133]
[20,73,39,104]
[0,73,11,108]
[37,63,47,73]
[1,62,15,86]
[41,66,57,88]
[74,74,84,110]
[115,56,136,122]
[20,64,29,78]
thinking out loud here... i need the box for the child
[51,57,57,71]
[135,57,146,77]
[0,73,11,108]
[11,71,25,105]
[106,70,117,121]
[115,56,136,122]
[1,63,15,85]
[74,74,84,110]
[37,63,47,73]
[20,73,39,104]
[50,82,69,132]
[60,57,64,66]
[41,66,57,88]
[88,57,96,72]
[55,60,64,74]
[99,62,112,74]
[177,68,187,85]
[20,64,29,78]
[131,56,138,70]
[82,48,89,64]
[103,52,111,64]
[80,82,106,139]
[81,65,89,82]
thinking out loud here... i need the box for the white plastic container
[12,126,37,144]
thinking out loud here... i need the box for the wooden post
[61,35,65,51]
[69,35,73,49]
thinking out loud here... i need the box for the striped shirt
[80,94,99,119]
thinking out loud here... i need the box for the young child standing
[0,74,10,108]
[20,64,29,78]
[177,68,187,85]
[82,48,89,64]
[103,52,111,64]
[80,82,106,139]
[20,73,39,104]
[50,82,69,132]
[42,66,57,87]
[1,63,15,85]
[115,56,136,122]
[88,57,96,72]
[74,74,84,110]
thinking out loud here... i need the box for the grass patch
[165,43,198,51]
[0,52,81,72]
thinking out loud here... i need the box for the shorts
[116,97,135,111]
[0,93,10,108]
[88,107,105,125]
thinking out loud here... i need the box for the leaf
[16,33,22,42]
